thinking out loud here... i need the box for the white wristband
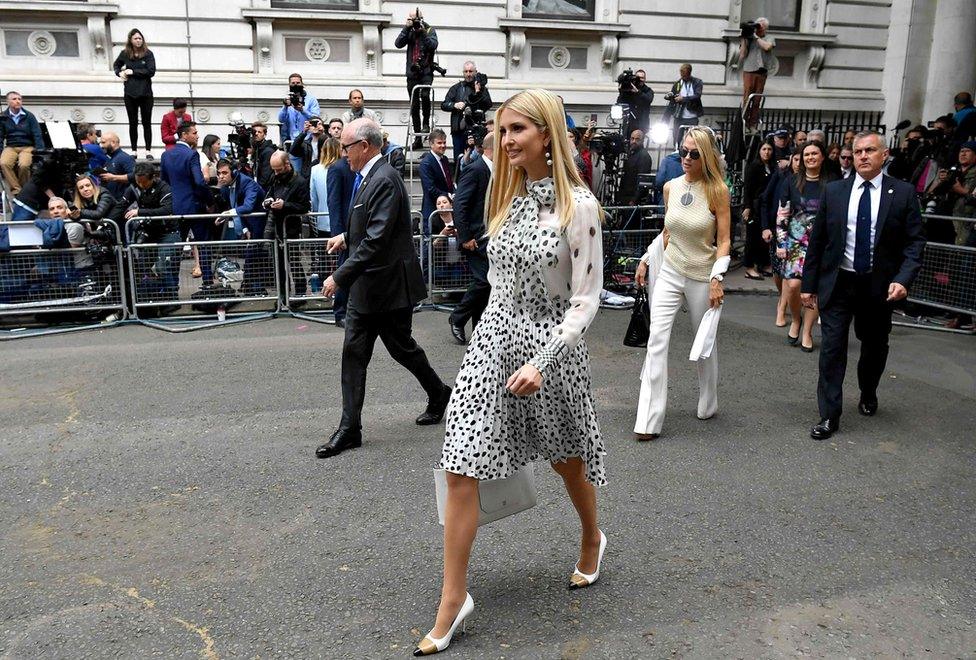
[710,256,730,281]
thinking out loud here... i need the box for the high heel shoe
[413,593,474,656]
[568,530,607,590]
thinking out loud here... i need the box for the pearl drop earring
[545,148,553,167]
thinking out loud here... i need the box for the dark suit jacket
[801,174,925,308]
[331,158,427,314]
[419,151,454,233]
[220,172,266,236]
[326,157,357,237]
[452,157,490,245]
[160,143,210,215]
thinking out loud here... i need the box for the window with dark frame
[740,0,801,32]
[522,0,595,21]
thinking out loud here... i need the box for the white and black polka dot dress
[440,178,607,486]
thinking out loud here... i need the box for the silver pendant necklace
[680,179,695,206]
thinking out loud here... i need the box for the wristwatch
[711,274,724,283]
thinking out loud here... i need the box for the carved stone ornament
[257,111,270,122]
[197,108,211,122]
[509,29,526,67]
[374,111,384,124]
[28,30,57,57]
[807,46,826,83]
[102,107,116,122]
[601,34,618,68]
[305,38,331,62]
[547,46,570,69]
[70,108,85,122]
[40,108,54,121]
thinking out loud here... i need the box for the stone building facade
[0,0,972,147]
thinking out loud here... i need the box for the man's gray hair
[48,196,67,208]
[807,129,826,142]
[755,17,769,27]
[464,60,476,69]
[853,130,885,146]
[352,119,384,148]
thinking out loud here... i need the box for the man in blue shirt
[77,123,108,171]
[96,131,136,198]
[276,73,320,171]
[1,90,45,196]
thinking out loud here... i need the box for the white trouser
[635,263,718,434]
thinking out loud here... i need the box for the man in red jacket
[160,98,191,152]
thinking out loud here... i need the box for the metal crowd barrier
[125,213,278,332]
[283,212,337,324]
[0,219,127,339]
[894,214,976,334]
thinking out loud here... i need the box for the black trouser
[817,270,892,421]
[743,211,771,270]
[407,75,434,134]
[340,305,444,431]
[672,115,699,148]
[450,243,491,328]
[123,95,154,152]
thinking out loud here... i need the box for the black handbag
[623,287,650,347]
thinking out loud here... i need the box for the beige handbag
[433,465,538,527]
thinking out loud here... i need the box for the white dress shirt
[679,80,696,119]
[843,171,883,271]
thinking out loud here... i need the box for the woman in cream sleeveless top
[633,126,732,439]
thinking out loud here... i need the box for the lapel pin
[887,188,893,194]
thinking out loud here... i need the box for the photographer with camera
[441,61,492,173]
[739,17,775,130]
[1,91,45,197]
[619,129,654,205]
[277,73,320,164]
[96,132,136,198]
[615,68,654,135]
[248,121,278,191]
[663,64,704,147]
[395,8,440,150]
[111,161,174,235]
[77,123,108,171]
[289,115,327,181]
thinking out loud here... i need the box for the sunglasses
[678,147,701,160]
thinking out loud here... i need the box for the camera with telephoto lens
[616,69,639,90]
[740,21,758,39]
[130,218,151,245]
[589,132,627,158]
[31,148,90,195]
[285,83,306,107]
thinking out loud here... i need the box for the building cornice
[241,8,392,24]
[0,1,119,14]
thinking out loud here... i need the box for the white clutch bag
[433,465,538,527]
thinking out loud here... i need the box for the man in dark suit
[801,131,926,440]
[160,120,214,284]
[326,155,357,327]
[419,128,455,235]
[318,118,451,459]
[448,132,493,344]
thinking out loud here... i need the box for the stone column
[922,0,976,121]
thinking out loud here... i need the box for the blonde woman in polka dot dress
[413,89,607,656]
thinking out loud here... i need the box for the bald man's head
[270,150,291,177]
[100,131,121,154]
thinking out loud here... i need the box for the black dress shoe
[416,386,452,425]
[810,418,840,441]
[858,399,878,416]
[335,318,345,329]
[315,428,362,458]
[449,318,467,345]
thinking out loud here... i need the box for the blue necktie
[350,172,363,209]
[853,181,873,274]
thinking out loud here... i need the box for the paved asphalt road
[1,298,974,659]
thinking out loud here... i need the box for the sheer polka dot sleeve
[528,194,603,375]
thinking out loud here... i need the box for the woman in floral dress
[776,140,835,351]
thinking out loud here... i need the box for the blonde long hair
[487,89,599,237]
[319,137,341,168]
[73,175,100,210]
[683,126,728,212]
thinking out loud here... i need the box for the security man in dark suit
[419,128,455,234]
[801,131,926,440]
[319,118,451,459]
[448,131,493,344]
[326,155,357,327]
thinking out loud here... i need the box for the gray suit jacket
[332,158,427,314]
